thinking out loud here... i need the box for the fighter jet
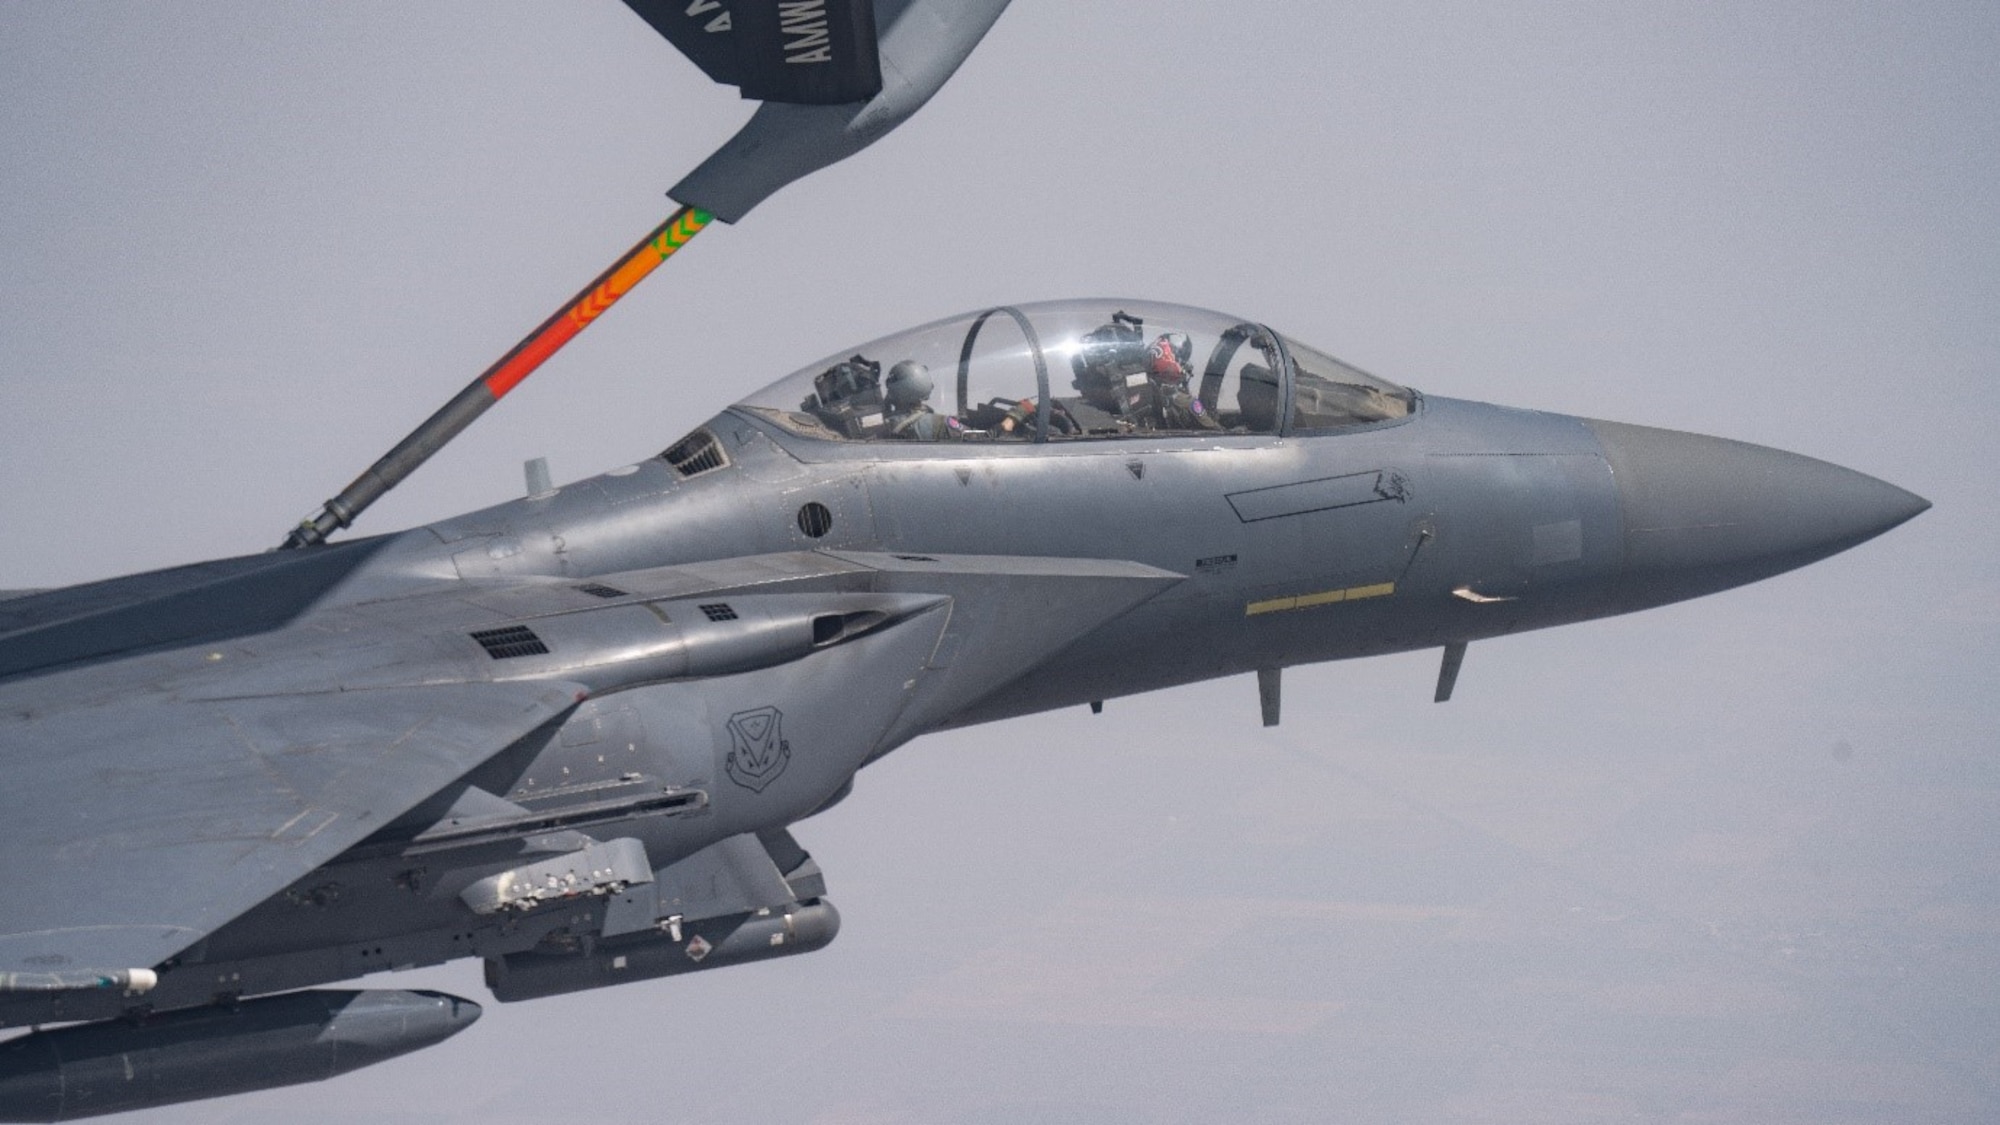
[0,5,1929,1122]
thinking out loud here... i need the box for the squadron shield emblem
[724,706,791,792]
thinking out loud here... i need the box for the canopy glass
[733,299,1414,443]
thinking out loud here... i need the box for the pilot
[1071,315,1219,433]
[882,360,964,441]
[1139,331,1217,431]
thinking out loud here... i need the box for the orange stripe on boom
[483,207,712,400]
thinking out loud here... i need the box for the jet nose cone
[1586,419,1928,601]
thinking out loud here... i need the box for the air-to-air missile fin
[1435,641,1469,703]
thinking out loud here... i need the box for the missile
[0,989,479,1122]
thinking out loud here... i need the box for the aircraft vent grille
[699,603,738,622]
[470,625,550,659]
[574,583,628,599]
[662,429,728,478]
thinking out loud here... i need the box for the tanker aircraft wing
[622,0,884,106]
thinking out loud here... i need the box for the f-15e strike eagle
[0,2,1927,1119]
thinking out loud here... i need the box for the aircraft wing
[0,547,1177,987]
[0,679,582,981]
[622,0,883,105]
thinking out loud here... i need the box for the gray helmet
[885,360,934,409]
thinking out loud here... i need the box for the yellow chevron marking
[1245,581,1396,617]
[663,210,710,250]
[563,208,711,331]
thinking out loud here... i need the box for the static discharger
[281,206,713,549]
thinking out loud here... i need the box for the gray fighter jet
[0,6,1929,1122]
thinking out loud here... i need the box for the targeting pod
[485,900,840,1003]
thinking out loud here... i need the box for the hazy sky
[2,3,1997,1122]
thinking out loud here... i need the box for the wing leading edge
[0,680,583,980]
[0,549,1180,986]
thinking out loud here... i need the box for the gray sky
[3,3,1997,1122]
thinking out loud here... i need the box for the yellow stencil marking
[1246,581,1396,617]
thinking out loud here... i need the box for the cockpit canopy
[734,299,1414,443]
